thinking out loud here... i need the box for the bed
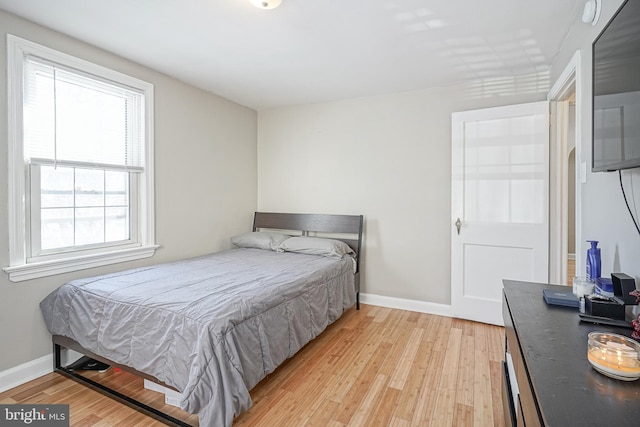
[40,212,363,426]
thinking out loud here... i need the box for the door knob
[455,218,462,235]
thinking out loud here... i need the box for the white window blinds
[23,55,145,171]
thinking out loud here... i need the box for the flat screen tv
[592,0,640,172]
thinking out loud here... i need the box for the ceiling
[0,0,583,110]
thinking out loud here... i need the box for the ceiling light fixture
[250,0,282,10]
[582,0,601,26]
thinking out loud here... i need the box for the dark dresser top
[503,280,640,426]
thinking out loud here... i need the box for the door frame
[548,50,583,285]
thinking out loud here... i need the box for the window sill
[3,245,159,282]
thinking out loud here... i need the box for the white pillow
[277,236,354,258]
[230,232,290,251]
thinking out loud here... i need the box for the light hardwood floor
[0,305,505,426]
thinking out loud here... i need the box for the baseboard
[360,293,453,317]
[0,354,53,393]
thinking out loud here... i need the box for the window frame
[28,160,140,262]
[4,35,157,282]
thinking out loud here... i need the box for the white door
[451,102,549,326]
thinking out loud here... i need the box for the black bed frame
[53,335,191,426]
[52,212,364,426]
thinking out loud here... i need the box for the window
[4,35,156,282]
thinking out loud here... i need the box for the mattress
[40,248,356,426]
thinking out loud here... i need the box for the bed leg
[357,292,360,310]
[53,342,62,370]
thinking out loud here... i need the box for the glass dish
[588,332,640,381]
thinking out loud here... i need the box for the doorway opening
[568,144,576,283]
[548,51,582,286]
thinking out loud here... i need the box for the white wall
[551,0,640,282]
[0,10,258,371]
[257,84,545,305]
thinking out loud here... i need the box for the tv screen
[592,0,640,172]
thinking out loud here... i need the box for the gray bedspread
[40,248,356,426]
